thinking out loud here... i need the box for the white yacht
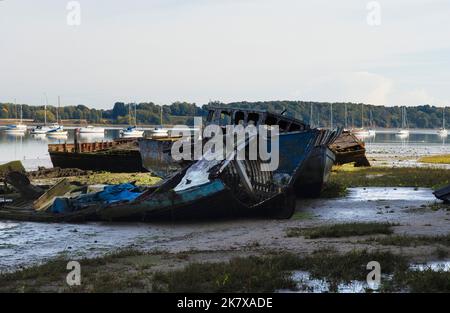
[120,126,144,138]
[149,127,169,138]
[46,97,67,137]
[437,107,448,137]
[79,125,105,134]
[120,103,144,138]
[4,103,27,134]
[396,106,410,137]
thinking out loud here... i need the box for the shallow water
[299,187,438,224]
[284,261,450,293]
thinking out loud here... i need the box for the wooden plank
[33,178,73,211]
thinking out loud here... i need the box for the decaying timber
[0,129,320,222]
[140,107,342,197]
[329,131,370,167]
[48,138,147,173]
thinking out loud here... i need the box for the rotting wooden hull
[0,130,318,223]
[294,145,336,197]
[49,150,147,173]
[330,131,370,166]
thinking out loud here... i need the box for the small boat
[329,130,370,166]
[352,128,370,138]
[4,103,27,134]
[351,104,374,138]
[149,127,169,138]
[120,126,144,138]
[4,124,27,134]
[30,125,51,135]
[396,129,410,137]
[120,103,144,138]
[79,125,105,134]
[46,125,68,137]
[31,94,51,135]
[438,128,448,137]
[46,97,67,137]
[437,107,447,137]
[397,106,409,137]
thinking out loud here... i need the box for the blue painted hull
[99,130,319,221]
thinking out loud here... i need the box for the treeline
[0,100,448,128]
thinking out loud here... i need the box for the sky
[1,0,450,109]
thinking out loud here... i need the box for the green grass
[4,247,449,293]
[330,165,450,189]
[384,269,450,293]
[286,222,396,239]
[153,255,299,293]
[367,234,450,247]
[152,249,409,293]
[320,182,349,198]
[418,154,450,164]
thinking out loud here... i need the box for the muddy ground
[1,151,450,292]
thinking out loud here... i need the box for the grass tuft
[286,222,396,239]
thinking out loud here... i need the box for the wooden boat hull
[330,131,370,166]
[49,150,147,173]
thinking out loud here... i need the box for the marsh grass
[0,248,150,292]
[367,234,450,247]
[320,182,348,198]
[286,222,396,239]
[330,165,450,189]
[3,247,447,293]
[385,269,450,293]
[418,154,450,165]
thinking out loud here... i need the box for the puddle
[347,187,434,202]
[410,261,450,272]
[283,261,450,293]
[300,187,439,223]
[284,271,371,293]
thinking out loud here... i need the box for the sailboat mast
[57,96,60,124]
[443,107,446,129]
[44,93,49,125]
[134,103,137,127]
[160,106,163,126]
[330,103,333,129]
[128,104,131,126]
[344,103,348,129]
[361,104,364,128]
[310,103,313,128]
